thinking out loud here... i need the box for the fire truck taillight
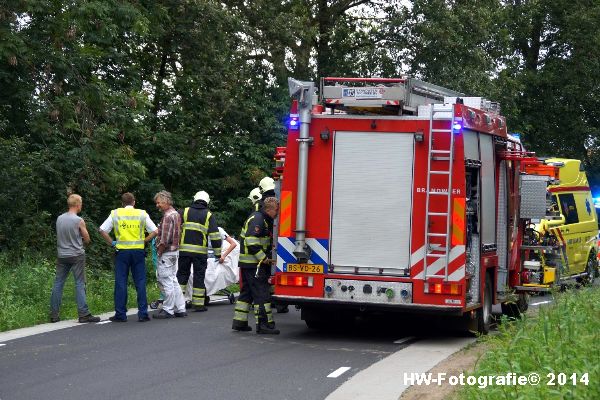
[277,274,314,287]
[426,282,462,295]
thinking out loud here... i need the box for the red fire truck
[271,77,596,334]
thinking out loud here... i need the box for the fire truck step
[429,170,450,175]
[428,212,449,216]
[431,150,451,154]
[426,253,447,258]
[431,157,451,161]
[427,233,447,237]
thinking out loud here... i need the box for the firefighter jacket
[239,210,273,268]
[111,208,147,250]
[179,201,221,257]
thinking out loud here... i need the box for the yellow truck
[519,158,599,291]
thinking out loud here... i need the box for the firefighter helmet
[259,177,275,193]
[193,190,210,204]
[248,187,262,204]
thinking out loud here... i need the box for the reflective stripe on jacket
[179,206,222,256]
[111,208,147,250]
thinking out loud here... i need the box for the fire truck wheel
[467,274,492,335]
[305,318,328,330]
[302,307,329,330]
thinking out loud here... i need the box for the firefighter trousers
[232,267,274,328]
[177,254,207,307]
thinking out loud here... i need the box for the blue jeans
[50,255,90,318]
[114,249,148,320]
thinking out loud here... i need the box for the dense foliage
[1,1,599,267]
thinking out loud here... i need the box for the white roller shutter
[480,134,496,246]
[330,131,414,271]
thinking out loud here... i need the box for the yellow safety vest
[111,208,147,250]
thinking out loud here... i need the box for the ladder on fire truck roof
[423,104,455,283]
[320,77,464,114]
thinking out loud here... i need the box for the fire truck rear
[271,77,596,334]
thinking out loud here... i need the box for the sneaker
[193,306,208,312]
[174,311,187,318]
[185,301,192,309]
[138,316,151,322]
[50,316,60,323]
[152,310,174,319]
[78,314,101,323]
[109,316,127,323]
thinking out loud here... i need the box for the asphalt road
[0,285,584,400]
[0,299,431,400]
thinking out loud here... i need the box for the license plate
[285,263,324,274]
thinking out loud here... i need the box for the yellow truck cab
[536,159,599,284]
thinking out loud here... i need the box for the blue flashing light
[452,122,462,133]
[288,114,300,130]
[593,197,600,208]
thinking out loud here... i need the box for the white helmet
[259,176,275,193]
[193,190,210,204]
[248,187,262,204]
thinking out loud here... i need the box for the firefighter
[258,176,289,313]
[176,191,222,312]
[232,197,280,334]
[248,187,262,212]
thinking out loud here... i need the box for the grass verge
[0,254,160,332]
[457,287,600,399]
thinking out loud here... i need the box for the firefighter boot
[256,305,279,334]
[232,320,252,332]
[275,304,289,313]
[256,321,280,335]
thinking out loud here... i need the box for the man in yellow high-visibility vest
[99,192,158,322]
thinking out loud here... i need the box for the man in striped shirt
[153,190,187,319]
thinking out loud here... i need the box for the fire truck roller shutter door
[330,131,414,272]
[463,130,479,161]
[480,134,496,248]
